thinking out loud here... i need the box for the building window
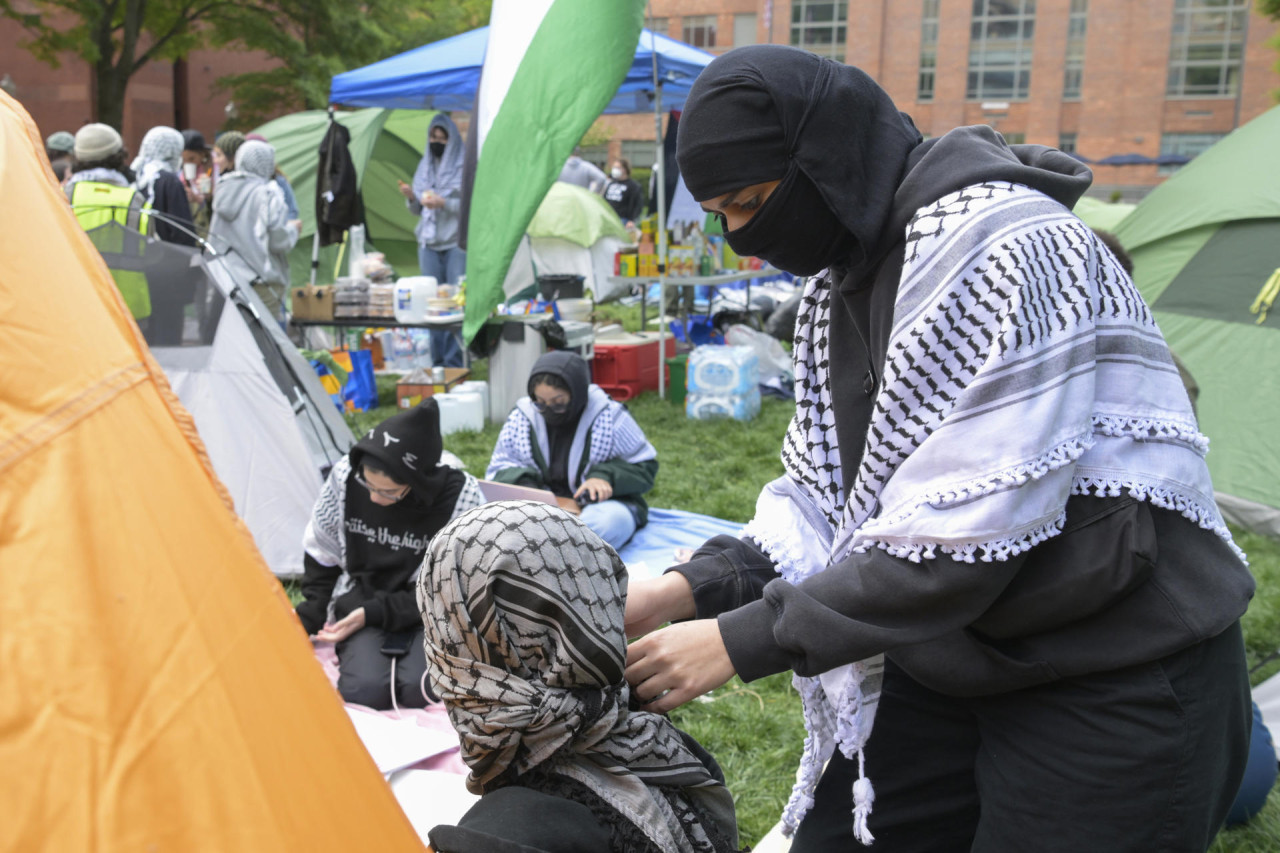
[1058,132,1078,153]
[791,0,848,61]
[620,139,657,170]
[1063,0,1087,99]
[646,16,668,37]
[1001,131,1027,144]
[1166,0,1247,97]
[968,0,1037,100]
[734,13,758,46]
[683,15,717,49]
[919,0,940,101]
[1158,132,1223,174]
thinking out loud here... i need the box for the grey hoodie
[209,172,298,286]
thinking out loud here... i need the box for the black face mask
[429,141,446,158]
[722,165,857,276]
[541,407,577,428]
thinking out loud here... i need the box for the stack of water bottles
[685,344,760,421]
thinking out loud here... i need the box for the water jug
[393,276,438,325]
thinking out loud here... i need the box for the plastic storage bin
[592,332,678,401]
[452,380,490,422]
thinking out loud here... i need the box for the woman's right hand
[624,573,695,638]
[397,180,415,201]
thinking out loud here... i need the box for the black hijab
[527,351,592,496]
[676,45,922,273]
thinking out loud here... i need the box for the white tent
[85,220,354,576]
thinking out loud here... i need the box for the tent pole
[651,28,667,399]
[308,232,320,287]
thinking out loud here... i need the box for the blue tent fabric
[330,27,714,114]
[616,508,743,581]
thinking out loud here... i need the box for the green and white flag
[462,0,645,342]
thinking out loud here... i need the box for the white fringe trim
[1071,477,1247,564]
[1092,413,1210,454]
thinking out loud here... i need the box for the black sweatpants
[335,625,433,711]
[791,622,1251,852]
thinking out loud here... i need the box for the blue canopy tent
[330,26,714,115]
[329,25,716,395]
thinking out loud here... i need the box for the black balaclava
[676,45,922,275]
[527,351,592,496]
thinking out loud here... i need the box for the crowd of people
[49,120,302,337]
[42,43,1277,852]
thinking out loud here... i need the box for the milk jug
[393,276,438,324]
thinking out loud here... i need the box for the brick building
[0,16,280,156]
[4,3,1276,198]
[603,0,1280,200]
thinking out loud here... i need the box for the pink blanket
[315,641,468,775]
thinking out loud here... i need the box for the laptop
[477,479,561,507]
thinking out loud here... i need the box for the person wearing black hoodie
[295,399,483,710]
[622,46,1254,852]
[486,351,658,551]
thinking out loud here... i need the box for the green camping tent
[1072,196,1136,233]
[1113,105,1280,537]
[252,108,433,287]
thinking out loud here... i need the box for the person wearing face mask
[485,351,658,551]
[399,113,467,367]
[602,157,643,225]
[295,399,485,711]
[622,45,1254,852]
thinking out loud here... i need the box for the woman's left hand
[625,619,736,713]
[315,607,366,644]
[574,477,613,503]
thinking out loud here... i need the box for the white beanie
[74,123,124,162]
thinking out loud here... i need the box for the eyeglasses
[532,399,571,415]
[354,471,411,502]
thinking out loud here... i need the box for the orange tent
[0,94,423,850]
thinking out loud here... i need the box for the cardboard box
[396,367,471,409]
[291,285,334,321]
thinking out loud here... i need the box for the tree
[1,0,490,132]
[1,0,211,130]
[211,0,491,128]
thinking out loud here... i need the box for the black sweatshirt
[670,127,1254,696]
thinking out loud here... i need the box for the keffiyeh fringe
[746,181,1244,846]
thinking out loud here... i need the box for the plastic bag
[725,323,793,383]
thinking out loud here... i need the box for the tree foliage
[211,0,491,128]
[1,0,490,131]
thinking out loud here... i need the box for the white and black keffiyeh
[419,501,737,853]
[130,126,183,201]
[745,181,1243,843]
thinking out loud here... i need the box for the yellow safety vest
[68,180,153,320]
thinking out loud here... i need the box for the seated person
[418,501,739,853]
[295,399,483,710]
[486,351,657,550]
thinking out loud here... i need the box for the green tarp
[1113,106,1280,536]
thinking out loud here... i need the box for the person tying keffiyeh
[623,45,1255,852]
[419,501,739,853]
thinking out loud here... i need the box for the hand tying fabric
[625,619,735,713]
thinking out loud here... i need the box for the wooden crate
[396,367,471,409]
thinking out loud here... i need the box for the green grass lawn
[340,317,1280,849]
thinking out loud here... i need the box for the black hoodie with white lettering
[296,399,465,634]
